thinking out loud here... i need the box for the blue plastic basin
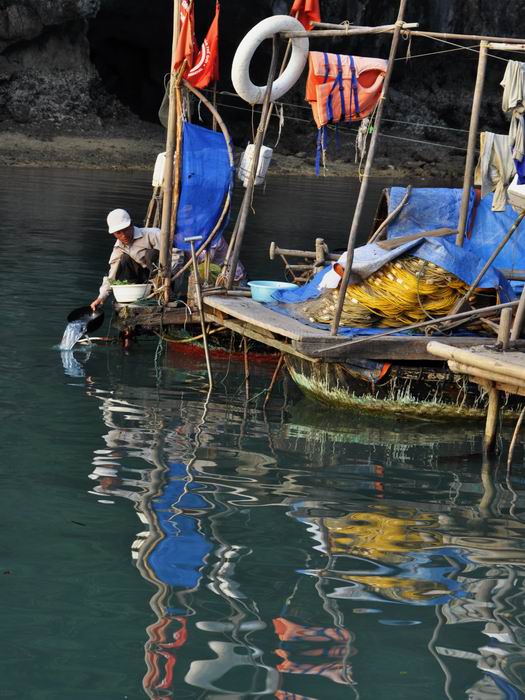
[248,280,298,303]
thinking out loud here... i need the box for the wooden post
[159,1,182,297]
[456,41,488,247]
[225,35,281,290]
[330,0,407,336]
[484,384,500,455]
[498,307,513,350]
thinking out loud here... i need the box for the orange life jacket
[306,52,388,129]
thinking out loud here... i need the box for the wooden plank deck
[204,295,513,361]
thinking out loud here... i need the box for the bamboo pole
[368,185,412,243]
[284,22,418,38]
[447,360,525,390]
[456,41,488,247]
[507,406,525,468]
[427,341,525,382]
[263,353,285,408]
[330,0,408,336]
[159,0,182,293]
[484,384,500,455]
[186,235,213,389]
[498,308,513,350]
[225,35,281,290]
[316,300,520,355]
[166,82,184,303]
[304,24,525,45]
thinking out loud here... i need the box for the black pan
[67,306,105,335]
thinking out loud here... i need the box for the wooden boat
[111,2,525,419]
[199,5,525,418]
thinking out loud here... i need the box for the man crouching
[91,208,163,311]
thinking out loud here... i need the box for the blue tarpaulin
[270,187,518,336]
[387,186,473,238]
[175,122,234,252]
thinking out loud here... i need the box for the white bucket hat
[107,208,131,234]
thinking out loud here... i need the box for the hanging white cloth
[501,61,525,163]
[474,132,516,211]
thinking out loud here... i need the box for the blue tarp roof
[270,187,518,337]
[388,186,525,275]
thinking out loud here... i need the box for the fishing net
[296,254,478,328]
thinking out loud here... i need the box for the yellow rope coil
[300,254,478,328]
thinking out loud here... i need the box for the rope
[204,88,470,135]
[301,255,474,328]
[214,101,469,152]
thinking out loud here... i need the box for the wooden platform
[428,341,525,396]
[114,302,200,329]
[203,295,512,361]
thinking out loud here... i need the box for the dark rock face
[0,0,524,144]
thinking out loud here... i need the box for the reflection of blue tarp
[175,122,234,251]
[147,462,212,590]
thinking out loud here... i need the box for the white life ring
[231,15,309,105]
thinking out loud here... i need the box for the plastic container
[111,283,152,303]
[248,280,298,302]
[508,174,525,211]
[238,144,273,187]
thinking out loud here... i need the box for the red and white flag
[290,0,321,30]
[174,0,196,74]
[187,1,220,89]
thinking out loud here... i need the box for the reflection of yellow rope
[305,255,476,327]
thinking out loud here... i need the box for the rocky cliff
[1,1,524,172]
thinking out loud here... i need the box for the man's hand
[90,297,103,312]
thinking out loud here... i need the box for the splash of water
[59,320,88,351]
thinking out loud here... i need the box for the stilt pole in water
[330,0,408,336]
[225,36,280,290]
[484,384,500,455]
[456,41,488,247]
[186,236,214,390]
[159,0,182,298]
[263,353,285,408]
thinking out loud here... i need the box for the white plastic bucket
[238,144,273,187]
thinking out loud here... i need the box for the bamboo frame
[287,24,525,45]
[330,0,408,336]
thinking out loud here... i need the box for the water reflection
[78,355,525,700]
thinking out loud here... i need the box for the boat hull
[284,356,495,419]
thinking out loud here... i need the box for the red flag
[187,1,220,89]
[290,0,321,30]
[174,0,196,74]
